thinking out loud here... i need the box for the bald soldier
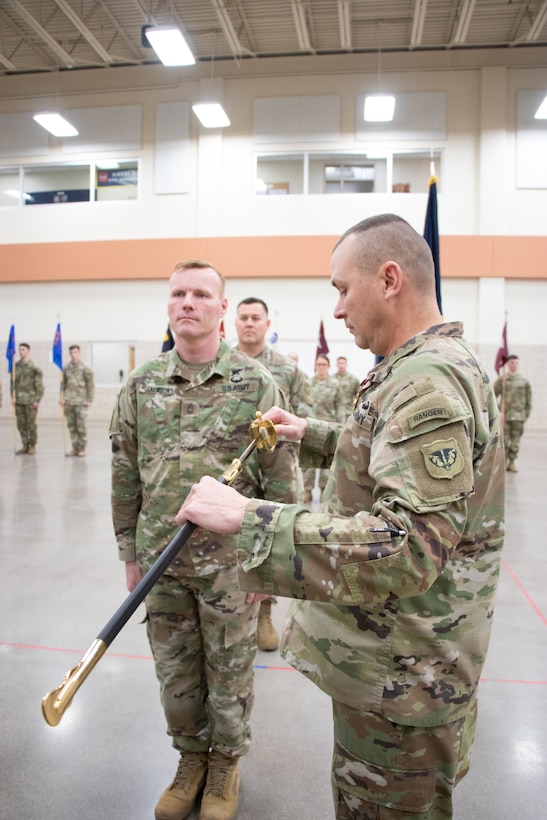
[177,215,505,820]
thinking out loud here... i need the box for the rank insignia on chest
[421,437,464,479]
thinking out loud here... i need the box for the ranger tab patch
[421,437,464,479]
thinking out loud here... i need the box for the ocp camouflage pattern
[109,340,298,574]
[255,345,312,417]
[234,322,505,727]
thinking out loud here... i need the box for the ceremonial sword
[42,412,276,727]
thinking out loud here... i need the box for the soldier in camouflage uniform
[303,354,344,503]
[11,343,44,455]
[333,355,360,417]
[60,344,95,456]
[235,296,312,651]
[110,261,297,820]
[494,353,532,472]
[178,215,505,820]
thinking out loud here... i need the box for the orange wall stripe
[1,235,546,282]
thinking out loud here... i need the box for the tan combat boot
[200,751,240,820]
[155,752,208,820]
[15,446,28,455]
[507,461,518,473]
[26,445,36,455]
[256,598,279,651]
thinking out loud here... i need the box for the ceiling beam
[450,0,476,46]
[291,0,314,52]
[211,0,247,55]
[410,0,427,49]
[338,0,352,51]
[525,0,547,41]
[52,0,112,64]
[5,0,77,67]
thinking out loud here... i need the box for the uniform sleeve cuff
[237,497,284,571]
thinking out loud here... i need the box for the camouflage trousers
[503,419,525,462]
[331,700,477,819]
[15,404,38,447]
[64,404,88,453]
[145,564,258,758]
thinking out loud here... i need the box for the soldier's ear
[382,261,403,301]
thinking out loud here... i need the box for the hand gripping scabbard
[41,412,276,726]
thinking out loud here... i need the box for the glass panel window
[256,154,304,195]
[23,164,91,205]
[95,160,138,201]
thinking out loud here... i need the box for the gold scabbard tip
[42,689,67,726]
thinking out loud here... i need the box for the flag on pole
[423,176,442,313]
[494,322,508,374]
[316,320,329,359]
[161,326,174,352]
[52,323,63,370]
[5,324,16,373]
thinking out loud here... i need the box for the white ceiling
[1,0,546,78]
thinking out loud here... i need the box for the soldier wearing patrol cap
[178,215,505,820]
[11,343,44,455]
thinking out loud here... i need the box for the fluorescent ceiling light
[364,95,396,122]
[144,26,195,66]
[5,189,32,201]
[192,103,231,128]
[33,112,79,137]
[534,95,547,119]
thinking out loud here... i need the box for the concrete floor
[1,419,546,820]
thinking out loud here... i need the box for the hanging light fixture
[33,112,78,137]
[534,95,547,119]
[364,24,395,123]
[364,95,395,122]
[143,25,195,66]
[192,34,230,128]
[192,102,230,128]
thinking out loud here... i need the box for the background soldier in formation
[303,354,344,504]
[177,215,505,820]
[333,355,360,417]
[11,343,44,455]
[494,353,532,472]
[60,344,95,457]
[110,261,297,820]
[235,296,312,651]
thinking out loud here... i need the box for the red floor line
[502,558,547,626]
[1,641,547,683]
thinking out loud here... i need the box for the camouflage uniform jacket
[11,360,44,405]
[233,323,505,727]
[61,361,95,404]
[310,375,345,425]
[494,372,532,422]
[333,371,361,418]
[110,340,298,575]
[255,346,312,417]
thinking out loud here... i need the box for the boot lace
[171,753,206,791]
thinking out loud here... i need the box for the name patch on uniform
[409,406,451,429]
[421,438,464,480]
[219,383,251,393]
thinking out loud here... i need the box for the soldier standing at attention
[235,296,312,651]
[11,343,44,455]
[178,215,506,820]
[494,353,532,472]
[333,355,360,417]
[303,354,344,504]
[60,344,95,457]
[110,260,297,820]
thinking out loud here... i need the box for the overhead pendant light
[144,25,195,66]
[364,95,396,122]
[33,112,79,137]
[534,95,547,119]
[192,102,231,128]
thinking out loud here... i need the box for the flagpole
[11,359,18,452]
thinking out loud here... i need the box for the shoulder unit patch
[421,437,464,480]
